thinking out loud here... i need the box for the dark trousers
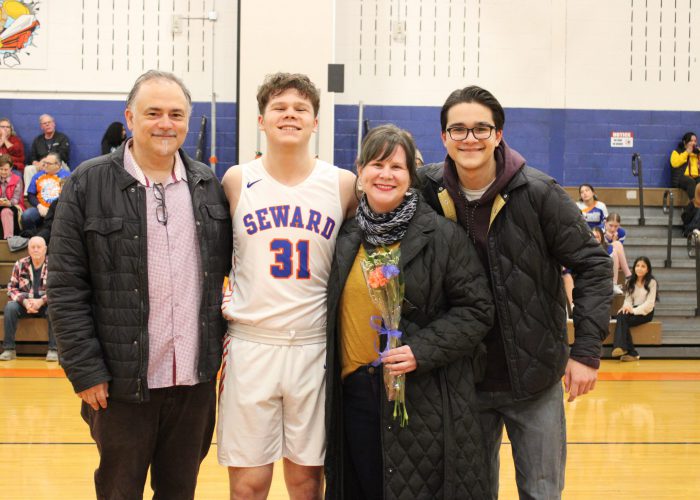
[678,175,700,201]
[81,379,216,500]
[613,311,654,356]
[342,365,383,500]
[2,301,55,350]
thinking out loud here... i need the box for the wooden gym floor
[1,358,699,499]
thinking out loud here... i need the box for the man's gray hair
[126,70,193,111]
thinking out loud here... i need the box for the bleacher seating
[565,186,699,358]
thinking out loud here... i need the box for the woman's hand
[383,345,417,375]
[619,303,633,314]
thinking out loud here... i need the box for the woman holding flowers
[325,124,495,499]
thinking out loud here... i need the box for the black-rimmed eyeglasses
[445,125,496,141]
[153,183,168,225]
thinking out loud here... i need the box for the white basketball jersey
[226,158,343,332]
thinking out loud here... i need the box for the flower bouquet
[360,246,408,426]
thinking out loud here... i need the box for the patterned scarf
[356,190,418,246]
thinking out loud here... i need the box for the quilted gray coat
[325,200,495,499]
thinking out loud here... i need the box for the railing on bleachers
[690,234,700,317]
[662,189,674,268]
[631,152,646,225]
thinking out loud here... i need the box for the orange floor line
[0,368,66,378]
[597,371,700,381]
[0,368,216,379]
[1,368,700,381]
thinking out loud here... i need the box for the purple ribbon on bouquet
[369,315,402,367]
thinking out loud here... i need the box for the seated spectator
[611,256,658,362]
[604,212,626,244]
[101,121,127,155]
[21,152,69,231]
[0,117,25,173]
[25,114,71,193]
[0,154,24,239]
[0,236,56,362]
[681,183,700,239]
[591,227,623,295]
[576,183,607,229]
[670,132,700,201]
[563,226,624,308]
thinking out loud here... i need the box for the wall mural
[0,1,45,69]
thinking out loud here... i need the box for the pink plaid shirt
[123,141,203,389]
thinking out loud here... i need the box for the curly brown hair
[256,73,321,117]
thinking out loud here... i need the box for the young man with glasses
[21,152,69,230]
[418,86,612,499]
[48,70,232,499]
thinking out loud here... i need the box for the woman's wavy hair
[625,256,659,301]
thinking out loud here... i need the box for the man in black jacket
[48,70,232,499]
[418,86,612,499]
[28,114,71,166]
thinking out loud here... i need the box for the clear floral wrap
[360,246,408,426]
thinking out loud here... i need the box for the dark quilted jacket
[418,161,613,400]
[325,200,495,499]
[47,145,232,402]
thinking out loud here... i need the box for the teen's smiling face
[441,101,502,176]
[259,88,318,146]
[358,145,411,214]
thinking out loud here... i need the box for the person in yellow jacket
[670,131,700,200]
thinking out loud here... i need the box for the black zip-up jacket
[48,145,232,402]
[418,157,612,400]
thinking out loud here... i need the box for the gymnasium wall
[2,1,700,186]
[333,0,700,187]
[0,0,238,176]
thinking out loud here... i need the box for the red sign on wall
[610,131,634,148]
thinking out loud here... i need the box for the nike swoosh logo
[246,179,262,188]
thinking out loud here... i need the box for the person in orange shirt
[670,131,700,200]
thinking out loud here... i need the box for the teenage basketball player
[217,73,357,500]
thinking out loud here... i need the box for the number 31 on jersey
[270,238,310,279]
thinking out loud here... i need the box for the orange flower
[367,267,388,288]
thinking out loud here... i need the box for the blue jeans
[477,382,566,500]
[3,301,55,350]
[20,207,43,231]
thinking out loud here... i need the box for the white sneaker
[613,284,624,295]
[0,349,17,361]
[46,349,58,362]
